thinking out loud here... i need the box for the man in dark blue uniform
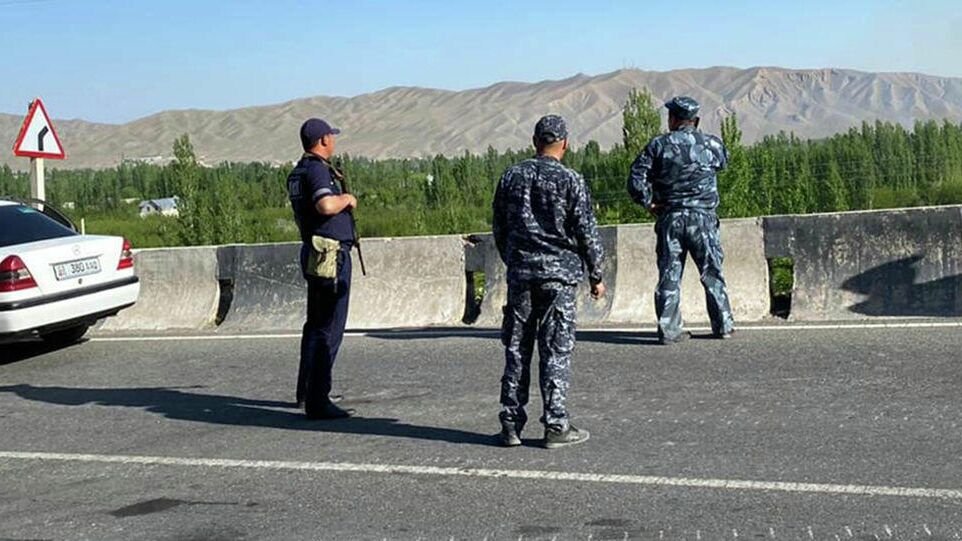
[287,118,357,419]
[493,115,606,449]
[627,96,736,344]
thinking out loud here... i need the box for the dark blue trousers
[297,252,352,411]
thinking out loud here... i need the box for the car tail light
[117,238,134,270]
[0,256,38,292]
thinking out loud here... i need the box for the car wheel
[41,324,90,345]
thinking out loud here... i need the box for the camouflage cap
[665,96,700,120]
[534,114,568,144]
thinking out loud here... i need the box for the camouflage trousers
[655,210,735,340]
[499,280,577,432]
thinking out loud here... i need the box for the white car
[0,198,140,344]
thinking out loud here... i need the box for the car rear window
[0,205,78,247]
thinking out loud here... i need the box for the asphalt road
[1,323,962,540]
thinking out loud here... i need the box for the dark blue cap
[665,96,700,120]
[534,114,568,144]
[300,118,340,150]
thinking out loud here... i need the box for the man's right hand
[591,282,606,300]
[343,194,358,210]
[315,194,358,216]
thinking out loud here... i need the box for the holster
[305,235,341,280]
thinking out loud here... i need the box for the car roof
[0,200,20,207]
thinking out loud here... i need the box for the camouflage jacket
[627,125,728,213]
[493,155,604,285]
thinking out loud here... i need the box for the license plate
[54,257,101,281]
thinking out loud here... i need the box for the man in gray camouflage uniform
[492,114,606,449]
[627,96,736,345]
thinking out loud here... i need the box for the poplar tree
[622,87,662,159]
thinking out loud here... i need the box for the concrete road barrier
[101,246,220,331]
[468,219,770,328]
[607,218,770,325]
[101,206,962,333]
[218,236,467,331]
[763,205,962,320]
[346,236,466,329]
[467,227,618,327]
[215,243,303,332]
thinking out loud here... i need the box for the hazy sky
[1,0,959,123]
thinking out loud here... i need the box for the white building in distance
[139,197,179,218]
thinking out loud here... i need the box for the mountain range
[3,66,962,170]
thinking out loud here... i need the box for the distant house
[139,197,179,218]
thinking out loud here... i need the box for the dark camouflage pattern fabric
[628,123,734,339]
[534,114,568,144]
[492,155,605,285]
[499,280,576,432]
[654,209,735,340]
[664,96,700,120]
[626,125,728,213]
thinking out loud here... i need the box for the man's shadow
[841,255,962,317]
[0,384,497,447]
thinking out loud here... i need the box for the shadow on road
[364,328,664,346]
[0,384,497,447]
[0,339,87,366]
[841,255,962,317]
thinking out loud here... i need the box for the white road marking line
[2,450,962,501]
[91,334,302,342]
[88,321,962,343]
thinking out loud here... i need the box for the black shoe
[543,426,590,449]
[714,329,736,340]
[659,331,691,345]
[295,395,342,410]
[305,402,354,420]
[499,425,522,447]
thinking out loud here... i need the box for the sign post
[30,158,45,201]
[12,98,65,203]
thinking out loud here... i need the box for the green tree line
[1,92,961,248]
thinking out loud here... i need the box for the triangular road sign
[13,98,65,159]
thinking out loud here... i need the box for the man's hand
[344,194,358,210]
[316,194,358,216]
[646,203,662,218]
[591,281,607,300]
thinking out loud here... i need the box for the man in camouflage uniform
[492,114,606,449]
[627,96,736,344]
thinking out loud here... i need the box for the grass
[770,257,795,298]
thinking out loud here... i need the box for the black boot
[305,401,353,420]
[499,424,522,447]
[543,425,590,449]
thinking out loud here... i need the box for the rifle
[331,159,367,276]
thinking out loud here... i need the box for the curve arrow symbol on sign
[38,126,48,152]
